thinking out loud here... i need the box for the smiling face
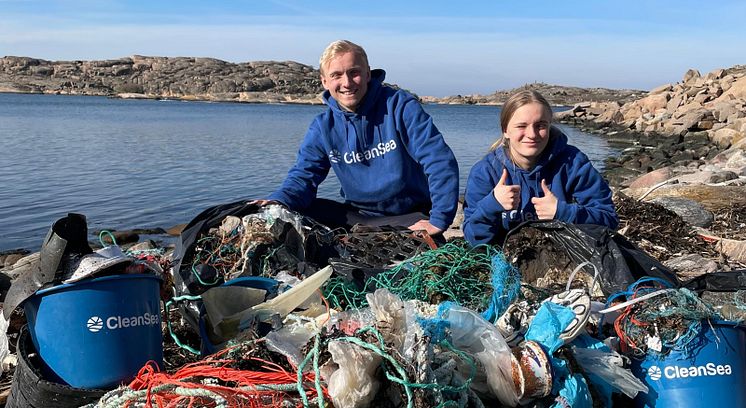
[320,51,370,112]
[503,102,552,169]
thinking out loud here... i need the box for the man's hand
[493,169,521,210]
[531,179,558,220]
[408,219,443,235]
[248,199,281,207]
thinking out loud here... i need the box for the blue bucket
[23,274,163,389]
[632,321,746,407]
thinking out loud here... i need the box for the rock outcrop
[0,56,324,104]
[558,65,746,146]
[556,65,746,190]
[420,82,645,106]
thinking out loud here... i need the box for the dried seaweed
[614,193,719,261]
[709,205,746,241]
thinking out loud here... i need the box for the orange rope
[128,357,327,408]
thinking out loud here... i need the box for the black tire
[6,326,107,408]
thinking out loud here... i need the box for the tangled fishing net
[323,242,506,312]
[613,283,721,357]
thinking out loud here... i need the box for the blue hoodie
[462,127,618,245]
[268,69,459,231]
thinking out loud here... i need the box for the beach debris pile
[2,205,746,408]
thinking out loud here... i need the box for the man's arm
[398,97,460,232]
[267,120,331,211]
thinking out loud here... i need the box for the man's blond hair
[319,40,369,75]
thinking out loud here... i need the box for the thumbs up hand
[531,179,558,220]
[493,169,521,210]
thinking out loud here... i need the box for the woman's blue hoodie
[268,69,459,231]
[462,127,618,245]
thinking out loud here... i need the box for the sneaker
[544,289,591,344]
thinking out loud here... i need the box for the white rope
[637,178,676,202]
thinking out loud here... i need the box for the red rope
[127,357,327,408]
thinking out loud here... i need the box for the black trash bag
[172,200,259,296]
[3,213,92,318]
[502,220,681,296]
[683,270,746,292]
[6,326,106,408]
[171,200,337,332]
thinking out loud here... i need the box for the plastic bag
[264,322,316,368]
[440,303,520,406]
[571,346,648,399]
[552,374,593,408]
[525,302,576,354]
[0,313,10,373]
[327,340,382,408]
[366,289,408,350]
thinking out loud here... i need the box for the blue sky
[1,0,745,96]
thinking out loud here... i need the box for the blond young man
[260,40,459,235]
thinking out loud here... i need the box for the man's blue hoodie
[269,69,459,231]
[462,127,618,245]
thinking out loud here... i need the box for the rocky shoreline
[0,56,324,104]
[420,81,646,106]
[552,65,746,275]
[1,55,643,106]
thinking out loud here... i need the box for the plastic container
[513,340,553,403]
[199,276,279,355]
[632,321,746,407]
[23,274,163,389]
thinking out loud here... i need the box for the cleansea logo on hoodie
[332,140,398,165]
[328,149,342,164]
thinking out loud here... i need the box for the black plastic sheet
[503,220,681,295]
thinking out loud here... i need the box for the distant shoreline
[0,90,599,109]
[0,55,644,106]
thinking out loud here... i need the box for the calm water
[0,93,616,251]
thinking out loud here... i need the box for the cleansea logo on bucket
[87,316,104,332]
[647,366,662,380]
[86,312,160,333]
[647,363,733,380]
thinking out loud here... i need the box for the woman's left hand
[531,179,558,220]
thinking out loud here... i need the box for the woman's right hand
[493,169,521,210]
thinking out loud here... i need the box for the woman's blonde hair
[319,40,369,76]
[490,90,553,151]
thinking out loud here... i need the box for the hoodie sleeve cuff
[267,192,292,209]
[428,215,449,232]
[477,192,505,217]
[555,201,576,223]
